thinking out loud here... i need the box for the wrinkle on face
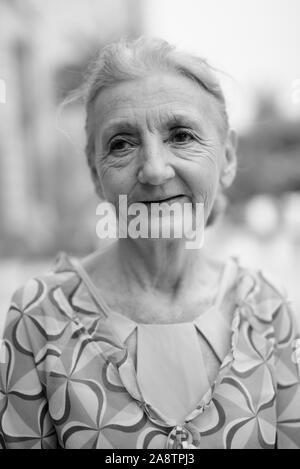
[94,74,222,145]
[92,72,226,217]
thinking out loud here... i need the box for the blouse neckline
[56,252,251,428]
[69,254,238,326]
[102,257,239,366]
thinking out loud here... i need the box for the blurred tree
[227,92,300,207]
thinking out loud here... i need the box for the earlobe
[229,129,238,152]
[220,129,238,188]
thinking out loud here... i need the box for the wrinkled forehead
[91,73,225,139]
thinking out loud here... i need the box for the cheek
[190,173,219,210]
[174,149,220,203]
[97,161,134,205]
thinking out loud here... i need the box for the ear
[220,129,238,189]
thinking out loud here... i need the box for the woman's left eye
[170,129,195,145]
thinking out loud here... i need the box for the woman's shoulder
[232,256,297,335]
[8,252,78,312]
[3,253,86,346]
[1,253,97,387]
[5,251,108,333]
[236,258,288,304]
[210,254,287,304]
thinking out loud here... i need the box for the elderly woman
[1,37,300,450]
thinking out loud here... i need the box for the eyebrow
[166,112,203,129]
[101,120,139,142]
[100,111,204,142]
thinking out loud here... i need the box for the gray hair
[80,37,229,200]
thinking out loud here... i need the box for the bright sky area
[145,0,300,129]
[34,0,300,129]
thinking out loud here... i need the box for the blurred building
[0,0,144,257]
[0,1,299,257]
[228,94,300,205]
[0,0,43,246]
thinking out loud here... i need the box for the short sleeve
[273,296,300,449]
[0,287,58,449]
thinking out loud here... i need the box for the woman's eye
[170,129,195,145]
[109,139,133,153]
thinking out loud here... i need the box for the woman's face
[93,72,235,227]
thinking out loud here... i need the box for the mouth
[140,195,187,204]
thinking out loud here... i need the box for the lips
[140,195,186,203]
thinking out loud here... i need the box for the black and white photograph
[0,0,300,451]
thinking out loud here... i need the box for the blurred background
[0,0,300,335]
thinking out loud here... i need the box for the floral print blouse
[0,252,300,449]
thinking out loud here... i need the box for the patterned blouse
[0,252,300,449]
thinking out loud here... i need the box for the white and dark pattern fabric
[0,252,300,449]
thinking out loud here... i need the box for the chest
[102,287,234,385]
[126,329,222,387]
[102,284,218,324]
[47,315,278,449]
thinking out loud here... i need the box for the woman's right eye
[109,138,134,154]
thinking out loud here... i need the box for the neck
[117,237,209,299]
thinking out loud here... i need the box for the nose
[137,140,175,185]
